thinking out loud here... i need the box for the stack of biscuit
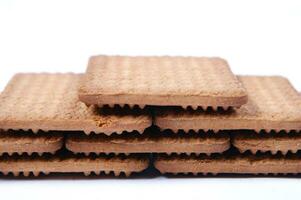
[0,55,301,177]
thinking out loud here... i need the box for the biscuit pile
[1,55,301,177]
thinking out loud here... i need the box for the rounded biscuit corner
[88,55,101,63]
[138,158,151,171]
[237,92,248,105]
[64,139,75,152]
[272,75,289,81]
[77,91,93,106]
[48,135,65,145]
[87,54,107,67]
[212,56,228,63]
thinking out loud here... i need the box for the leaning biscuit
[79,55,247,109]
[154,154,301,175]
[0,73,151,135]
[155,76,301,133]
[0,130,63,155]
[0,154,149,177]
[232,131,301,155]
[66,130,230,155]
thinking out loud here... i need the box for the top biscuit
[79,55,248,108]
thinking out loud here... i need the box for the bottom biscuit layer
[0,154,149,177]
[154,154,301,175]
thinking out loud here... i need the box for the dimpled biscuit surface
[79,55,247,108]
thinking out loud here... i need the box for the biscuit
[66,130,230,155]
[0,73,151,135]
[0,154,149,177]
[79,55,247,109]
[233,131,301,155]
[155,154,301,175]
[155,76,301,133]
[0,130,63,155]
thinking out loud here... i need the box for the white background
[0,0,301,199]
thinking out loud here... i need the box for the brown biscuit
[155,76,301,132]
[155,154,301,175]
[233,131,301,155]
[0,154,149,177]
[0,73,151,134]
[66,130,230,155]
[79,55,247,109]
[0,131,63,155]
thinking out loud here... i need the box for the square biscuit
[154,154,301,175]
[232,131,301,155]
[155,76,301,132]
[0,154,149,177]
[0,130,63,155]
[65,130,230,155]
[0,73,151,135]
[79,55,248,109]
